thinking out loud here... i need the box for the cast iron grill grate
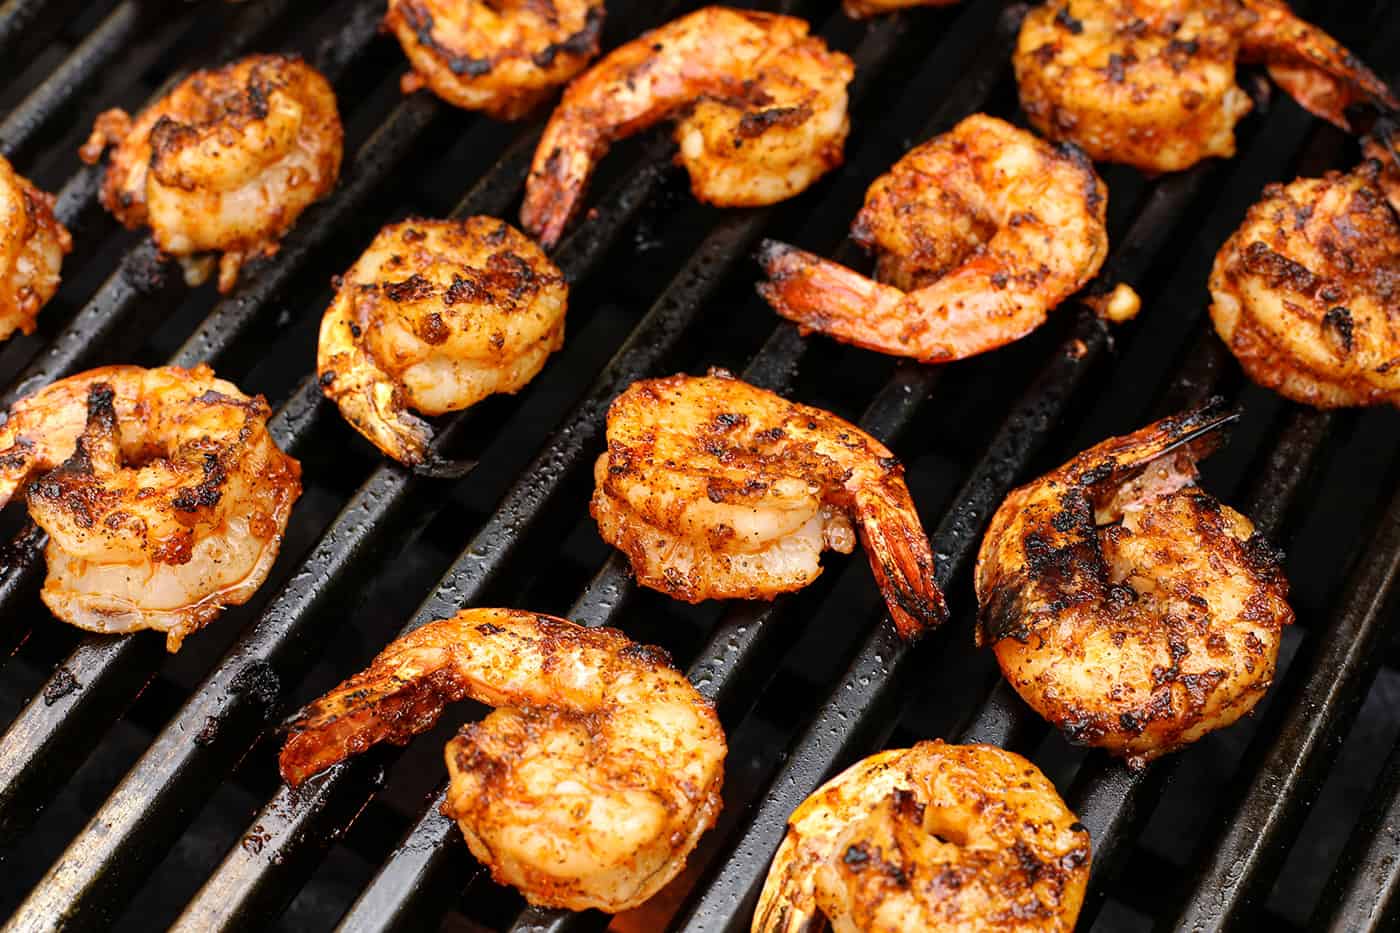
[0,0,1398,931]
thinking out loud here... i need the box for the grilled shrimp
[590,371,947,640]
[386,0,604,119]
[0,365,301,651]
[975,405,1293,766]
[754,741,1090,933]
[521,6,852,247]
[79,54,342,293]
[279,608,725,913]
[757,114,1111,363]
[1209,159,1400,407]
[318,217,566,469]
[1013,0,1398,175]
[0,154,71,342]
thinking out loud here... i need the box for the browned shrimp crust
[521,6,852,247]
[386,0,604,119]
[281,608,726,913]
[1014,0,1397,174]
[1210,162,1400,408]
[975,405,1293,766]
[757,114,1112,363]
[753,741,1090,933]
[0,365,301,651]
[591,371,947,640]
[79,54,342,292]
[0,154,72,342]
[318,217,566,468]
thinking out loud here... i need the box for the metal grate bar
[0,0,60,60]
[672,128,1261,929]
[1166,466,1400,930]
[0,101,667,929]
[1,2,148,160]
[1310,735,1400,932]
[1067,402,1334,923]
[0,0,411,659]
[0,92,446,847]
[0,0,381,413]
[172,5,954,920]
[368,326,939,933]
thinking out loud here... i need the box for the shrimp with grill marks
[590,371,947,640]
[0,365,301,651]
[975,404,1293,767]
[754,741,1091,933]
[0,154,71,343]
[521,6,852,248]
[1209,153,1400,408]
[757,114,1112,363]
[386,0,604,119]
[318,217,566,471]
[280,608,725,913]
[79,54,342,293]
[1013,0,1398,175]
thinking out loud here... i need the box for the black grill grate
[1,0,1399,931]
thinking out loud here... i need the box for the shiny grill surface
[1,0,1400,930]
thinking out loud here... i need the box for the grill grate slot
[0,0,1398,931]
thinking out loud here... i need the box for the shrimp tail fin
[855,484,947,641]
[1240,0,1399,131]
[756,239,918,357]
[1074,398,1240,491]
[325,369,435,469]
[279,667,463,787]
[752,837,825,933]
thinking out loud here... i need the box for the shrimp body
[1013,0,1396,175]
[79,54,342,293]
[386,0,604,119]
[754,741,1090,933]
[280,609,726,913]
[318,217,566,467]
[521,6,853,247]
[0,366,301,651]
[758,115,1110,362]
[0,155,72,343]
[590,371,946,640]
[975,406,1293,765]
[1210,163,1400,408]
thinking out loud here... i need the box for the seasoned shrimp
[754,741,1091,933]
[1209,160,1400,408]
[1013,0,1398,175]
[590,371,946,640]
[279,608,725,913]
[757,114,1111,363]
[318,217,566,469]
[79,54,342,293]
[975,404,1293,766]
[0,154,71,342]
[0,365,301,651]
[521,6,852,247]
[386,0,604,119]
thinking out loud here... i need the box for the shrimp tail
[752,849,823,933]
[1078,398,1240,482]
[1240,0,1399,131]
[279,666,466,787]
[521,131,600,249]
[757,239,911,352]
[855,483,947,641]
